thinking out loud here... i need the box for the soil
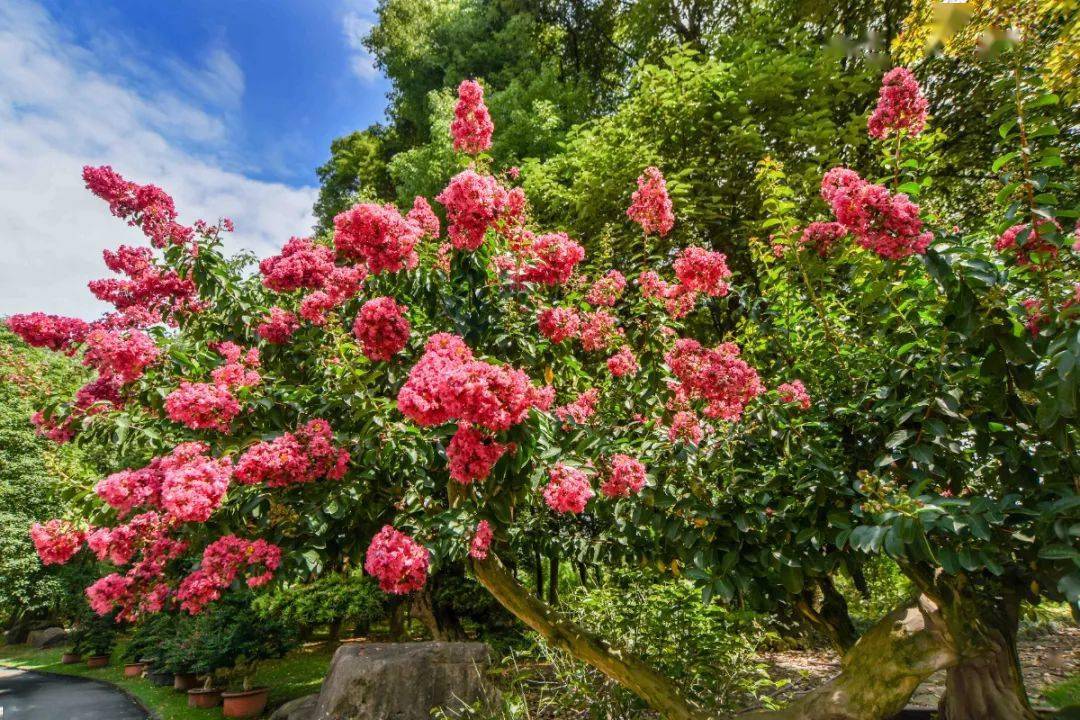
[755,623,1079,712]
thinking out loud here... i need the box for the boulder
[28,627,67,649]
[269,694,318,720]
[314,642,492,720]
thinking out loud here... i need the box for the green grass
[1045,673,1080,710]
[0,640,336,719]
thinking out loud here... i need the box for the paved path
[0,666,148,719]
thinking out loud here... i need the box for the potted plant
[123,613,176,679]
[80,621,116,668]
[162,619,202,691]
[220,656,270,719]
[60,647,82,664]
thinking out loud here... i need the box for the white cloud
[0,0,317,319]
[342,3,380,83]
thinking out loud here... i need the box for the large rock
[270,694,318,720]
[28,627,67,649]
[314,642,492,720]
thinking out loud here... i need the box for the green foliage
[252,569,386,629]
[70,611,119,656]
[1043,673,1080,710]
[123,612,180,664]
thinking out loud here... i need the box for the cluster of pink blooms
[512,232,585,285]
[157,442,233,522]
[451,79,494,155]
[85,511,170,566]
[599,454,647,498]
[210,342,261,389]
[407,196,441,239]
[353,297,410,361]
[537,306,581,343]
[7,313,90,353]
[799,222,848,257]
[586,270,627,306]
[296,267,366,326]
[86,574,135,616]
[82,327,160,383]
[867,68,929,140]
[30,519,85,565]
[665,339,764,421]
[555,388,599,426]
[398,333,551,432]
[364,525,430,594]
[257,307,300,344]
[627,167,675,236]
[578,310,622,352]
[334,202,421,274]
[606,346,639,378]
[673,247,732,297]
[83,166,193,248]
[543,463,594,514]
[30,410,76,444]
[176,536,282,614]
[436,170,525,251]
[90,245,196,324]
[668,410,704,445]
[994,220,1061,268]
[821,167,932,260]
[469,520,493,560]
[234,418,350,487]
[446,425,508,484]
[165,381,241,432]
[1021,298,1047,336]
[259,237,335,292]
[777,380,811,410]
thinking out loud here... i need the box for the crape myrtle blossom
[82,327,160,383]
[31,411,75,444]
[799,222,847,257]
[578,310,623,352]
[90,245,197,323]
[257,307,300,344]
[446,425,508,484]
[364,525,430,594]
[513,232,585,285]
[450,79,494,155]
[555,388,599,427]
[158,443,232,523]
[778,380,811,410]
[627,167,675,237]
[867,67,929,140]
[994,219,1062,268]
[537,306,581,343]
[234,419,349,487]
[600,454,647,499]
[469,520,494,560]
[176,536,282,614]
[665,339,764,421]
[259,237,335,292]
[586,270,627,307]
[543,463,594,514]
[30,519,85,565]
[607,346,639,378]
[7,313,90,352]
[673,247,732,297]
[353,297,410,362]
[165,381,241,432]
[333,202,421,274]
[436,170,524,251]
[407,196,441,239]
[821,168,932,260]
[668,410,704,445]
[83,165,193,248]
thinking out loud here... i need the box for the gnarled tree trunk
[794,577,858,654]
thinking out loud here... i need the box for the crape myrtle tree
[12,62,1077,720]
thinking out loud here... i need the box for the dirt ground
[757,623,1078,711]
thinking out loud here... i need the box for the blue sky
[1,0,389,316]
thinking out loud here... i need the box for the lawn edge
[0,661,163,720]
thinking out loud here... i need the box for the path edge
[0,662,162,720]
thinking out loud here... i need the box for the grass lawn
[0,640,336,719]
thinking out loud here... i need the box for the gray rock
[270,693,319,720]
[28,627,67,649]
[314,642,492,720]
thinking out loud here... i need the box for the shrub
[122,612,179,664]
[252,568,385,635]
[70,610,118,657]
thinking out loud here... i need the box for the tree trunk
[741,595,957,720]
[327,617,342,642]
[388,601,406,641]
[548,550,560,606]
[470,553,711,720]
[410,585,466,641]
[794,577,858,654]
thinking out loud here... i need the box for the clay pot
[221,687,270,718]
[61,653,81,665]
[123,662,147,678]
[173,672,199,691]
[188,687,223,709]
[86,655,109,669]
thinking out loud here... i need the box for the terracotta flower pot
[61,653,82,665]
[123,662,147,678]
[173,672,199,691]
[86,655,109,669]
[188,687,223,709]
[221,687,270,718]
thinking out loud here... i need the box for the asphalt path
[0,666,148,719]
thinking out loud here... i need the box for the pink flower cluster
[673,247,732,297]
[177,536,282,614]
[234,418,350,487]
[994,220,1061,268]
[90,245,196,325]
[446,425,508,484]
[555,388,599,427]
[586,270,627,307]
[436,170,524,251]
[158,442,232,522]
[83,166,193,248]
[665,338,763,421]
[668,410,704,445]
[578,310,622,352]
[353,297,410,361]
[210,342,261,389]
[799,222,847,257]
[821,168,932,260]
[607,346,639,378]
[86,574,135,616]
[469,520,493,560]
[257,307,300,344]
[334,203,421,274]
[30,519,85,565]
[627,167,675,236]
[543,464,594,514]
[7,313,89,352]
[398,333,550,432]
[867,68,929,140]
[259,237,335,292]
[82,327,160,384]
[513,232,585,285]
[407,196,441,239]
[165,381,241,432]
[1021,298,1046,336]
[451,79,495,154]
[537,306,581,343]
[600,454,646,498]
[364,525,430,594]
[777,380,811,410]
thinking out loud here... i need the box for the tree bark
[409,585,465,641]
[470,552,712,720]
[548,550,560,606]
[794,577,858,654]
